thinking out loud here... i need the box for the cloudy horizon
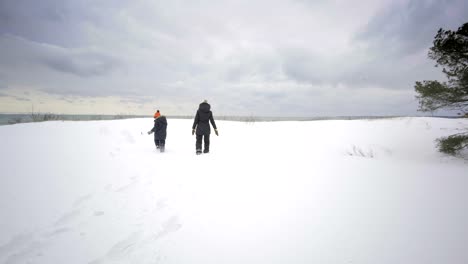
[0,0,466,116]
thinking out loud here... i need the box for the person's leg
[196,135,203,154]
[160,139,165,152]
[154,137,160,149]
[203,134,210,153]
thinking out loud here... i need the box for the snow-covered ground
[1,117,467,264]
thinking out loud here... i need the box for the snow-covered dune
[1,117,467,264]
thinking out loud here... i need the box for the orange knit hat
[154,110,160,118]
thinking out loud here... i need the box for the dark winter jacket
[192,102,217,136]
[151,116,167,140]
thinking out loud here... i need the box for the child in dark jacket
[148,113,167,152]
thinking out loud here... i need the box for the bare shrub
[8,117,23,124]
[30,105,62,122]
[243,115,257,124]
[346,145,374,158]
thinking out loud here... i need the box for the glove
[147,131,152,135]
[215,129,219,136]
[192,129,195,135]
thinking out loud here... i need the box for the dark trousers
[155,139,165,148]
[196,134,210,151]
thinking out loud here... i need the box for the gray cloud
[0,0,130,47]
[280,0,467,91]
[1,0,84,47]
[119,97,156,105]
[59,96,75,104]
[280,49,325,85]
[0,0,466,115]
[278,46,438,91]
[13,96,30,102]
[39,50,120,77]
[356,0,468,56]
[0,34,121,77]
[0,78,6,89]
[0,35,124,95]
[0,92,30,102]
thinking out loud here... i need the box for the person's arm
[209,113,217,130]
[210,112,218,135]
[192,111,199,135]
[192,111,200,130]
[148,121,156,134]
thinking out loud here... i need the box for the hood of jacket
[155,115,167,125]
[199,102,211,113]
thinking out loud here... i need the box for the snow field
[0,117,467,263]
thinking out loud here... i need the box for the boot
[196,149,202,155]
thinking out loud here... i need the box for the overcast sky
[0,0,466,116]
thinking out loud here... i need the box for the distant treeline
[0,114,148,125]
[0,114,462,126]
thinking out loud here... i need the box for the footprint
[121,130,135,144]
[424,122,432,130]
[44,227,71,238]
[155,198,167,211]
[106,231,142,260]
[54,209,81,227]
[130,175,139,181]
[153,216,182,240]
[0,232,35,257]
[3,240,43,264]
[94,211,105,217]
[115,180,139,193]
[72,194,93,208]
[99,127,111,136]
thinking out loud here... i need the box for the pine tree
[415,22,468,155]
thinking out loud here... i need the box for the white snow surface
[1,117,467,264]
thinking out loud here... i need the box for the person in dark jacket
[148,113,168,152]
[192,100,218,155]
